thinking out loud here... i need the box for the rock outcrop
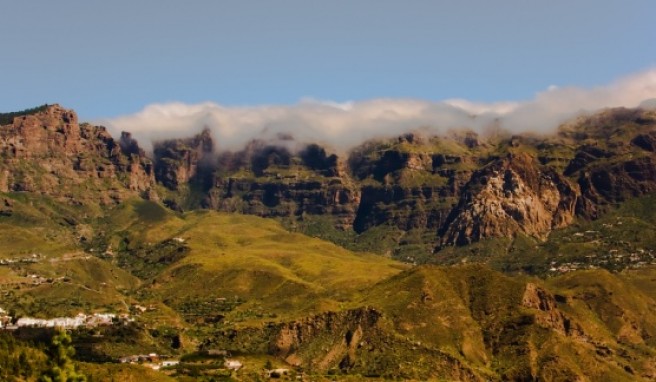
[202,141,360,228]
[632,131,656,152]
[440,153,578,246]
[0,196,13,216]
[271,308,381,365]
[3,104,656,256]
[0,104,155,204]
[207,307,482,380]
[350,134,475,234]
[153,128,214,190]
[522,283,584,337]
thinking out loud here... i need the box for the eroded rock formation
[440,153,578,246]
[0,104,155,204]
[3,105,656,252]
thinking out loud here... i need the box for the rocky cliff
[350,134,474,234]
[439,152,578,246]
[204,141,361,229]
[194,108,656,258]
[3,104,656,258]
[0,104,155,205]
[153,128,214,191]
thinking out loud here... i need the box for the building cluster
[117,351,246,374]
[130,304,158,314]
[119,353,179,368]
[0,309,131,330]
[547,227,656,274]
[0,253,42,265]
[549,247,655,274]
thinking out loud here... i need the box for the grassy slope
[549,269,656,346]
[0,193,141,317]
[1,193,656,380]
[79,363,177,382]
[0,193,89,259]
[102,200,406,325]
[359,264,656,380]
[11,257,140,317]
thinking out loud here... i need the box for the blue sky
[1,1,655,120]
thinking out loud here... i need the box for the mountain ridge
[1,102,656,379]
[3,103,655,262]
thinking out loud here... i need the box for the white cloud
[100,68,656,153]
[443,99,519,115]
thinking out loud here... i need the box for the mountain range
[0,104,655,381]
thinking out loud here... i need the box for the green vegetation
[0,193,655,380]
[100,200,405,326]
[0,102,655,380]
[284,216,411,257]
[40,330,87,382]
[79,363,176,382]
[0,104,50,125]
[426,194,656,276]
[0,332,48,381]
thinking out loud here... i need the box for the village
[0,307,131,330]
[0,306,294,378]
[118,352,245,374]
[548,226,656,274]
[0,253,42,266]
[0,252,95,288]
[117,350,294,379]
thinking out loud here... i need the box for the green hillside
[1,193,656,380]
[99,200,405,326]
[360,265,656,380]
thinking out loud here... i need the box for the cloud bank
[101,68,656,152]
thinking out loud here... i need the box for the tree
[18,351,33,377]
[39,329,86,382]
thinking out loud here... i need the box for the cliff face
[575,156,656,219]
[439,153,578,246]
[350,136,474,233]
[207,177,360,229]
[0,105,155,204]
[3,104,656,256]
[204,141,361,229]
[191,108,656,254]
[153,128,214,191]
[558,109,656,219]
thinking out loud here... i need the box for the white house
[224,359,243,371]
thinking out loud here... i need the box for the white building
[224,359,243,371]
